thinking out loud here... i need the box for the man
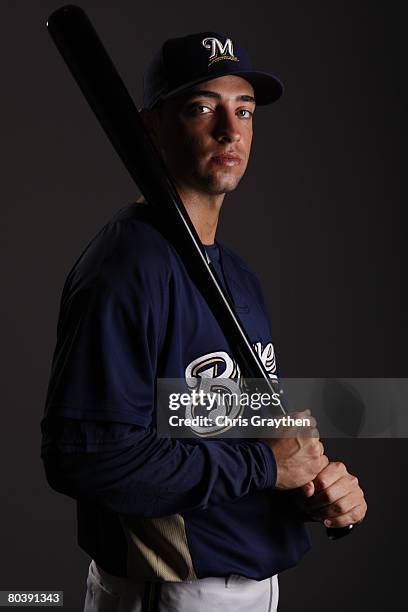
[41,32,367,611]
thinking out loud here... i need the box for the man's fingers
[323,501,368,528]
[305,475,359,511]
[313,461,348,493]
[291,459,367,525]
[310,488,363,517]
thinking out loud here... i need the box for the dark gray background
[1,1,406,610]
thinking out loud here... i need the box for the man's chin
[199,173,243,196]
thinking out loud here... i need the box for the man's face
[151,75,255,196]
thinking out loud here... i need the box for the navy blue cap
[143,32,284,109]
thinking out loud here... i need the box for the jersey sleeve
[41,420,277,517]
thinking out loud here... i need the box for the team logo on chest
[202,36,239,66]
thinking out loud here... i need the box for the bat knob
[326,524,355,540]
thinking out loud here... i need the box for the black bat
[46,4,354,541]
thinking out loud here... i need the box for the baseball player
[41,32,367,612]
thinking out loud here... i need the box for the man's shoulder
[104,201,172,258]
[64,202,172,293]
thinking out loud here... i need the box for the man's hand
[294,461,367,528]
[266,410,329,490]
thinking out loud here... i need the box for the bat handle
[326,524,355,540]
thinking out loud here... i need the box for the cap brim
[236,71,284,105]
[158,70,284,107]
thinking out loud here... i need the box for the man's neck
[136,188,224,246]
[178,186,224,245]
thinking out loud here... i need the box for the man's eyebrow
[187,90,256,104]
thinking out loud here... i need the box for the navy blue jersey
[41,202,310,581]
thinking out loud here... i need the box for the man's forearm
[42,421,277,517]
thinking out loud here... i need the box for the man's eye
[238,109,253,119]
[189,104,212,115]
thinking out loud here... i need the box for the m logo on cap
[202,37,239,66]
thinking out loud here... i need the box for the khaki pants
[84,560,279,612]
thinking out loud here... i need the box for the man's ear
[139,107,161,149]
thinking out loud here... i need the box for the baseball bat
[46,4,354,540]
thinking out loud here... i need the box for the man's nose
[213,109,241,144]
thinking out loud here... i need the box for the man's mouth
[211,153,241,167]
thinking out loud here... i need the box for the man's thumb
[301,481,315,497]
